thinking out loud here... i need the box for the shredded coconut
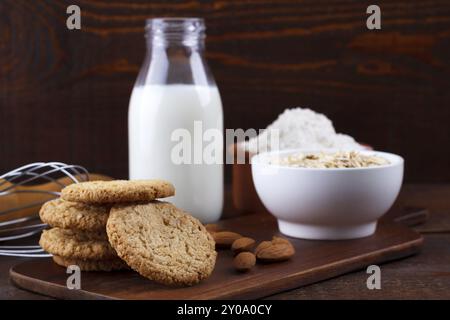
[242,107,364,153]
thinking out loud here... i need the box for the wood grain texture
[9,214,422,300]
[0,1,450,182]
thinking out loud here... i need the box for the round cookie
[52,255,128,272]
[106,201,217,286]
[39,198,110,232]
[61,180,175,204]
[40,228,117,260]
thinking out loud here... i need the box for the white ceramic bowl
[251,150,404,240]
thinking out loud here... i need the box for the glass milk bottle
[128,18,223,223]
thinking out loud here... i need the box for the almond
[254,240,272,253]
[272,236,291,245]
[205,223,221,233]
[233,252,256,272]
[212,231,242,249]
[255,236,295,262]
[231,237,255,254]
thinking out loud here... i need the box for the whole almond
[205,223,221,233]
[254,240,271,253]
[272,236,291,245]
[255,236,295,262]
[231,237,255,254]
[233,252,256,272]
[213,231,242,248]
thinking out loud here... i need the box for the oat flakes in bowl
[270,151,390,169]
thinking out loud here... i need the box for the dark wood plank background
[0,0,449,182]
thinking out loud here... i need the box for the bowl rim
[251,149,404,172]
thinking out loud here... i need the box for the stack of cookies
[39,199,126,271]
[39,180,217,286]
[39,180,175,272]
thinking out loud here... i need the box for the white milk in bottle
[128,18,223,222]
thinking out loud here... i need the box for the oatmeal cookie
[39,228,117,260]
[39,198,110,232]
[106,201,216,286]
[52,255,128,271]
[61,180,175,204]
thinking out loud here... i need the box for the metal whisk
[0,162,90,257]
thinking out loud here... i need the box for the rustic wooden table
[1,184,449,300]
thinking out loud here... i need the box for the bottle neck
[145,18,205,51]
[137,18,214,87]
[146,35,205,51]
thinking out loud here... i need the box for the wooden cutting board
[10,212,423,300]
